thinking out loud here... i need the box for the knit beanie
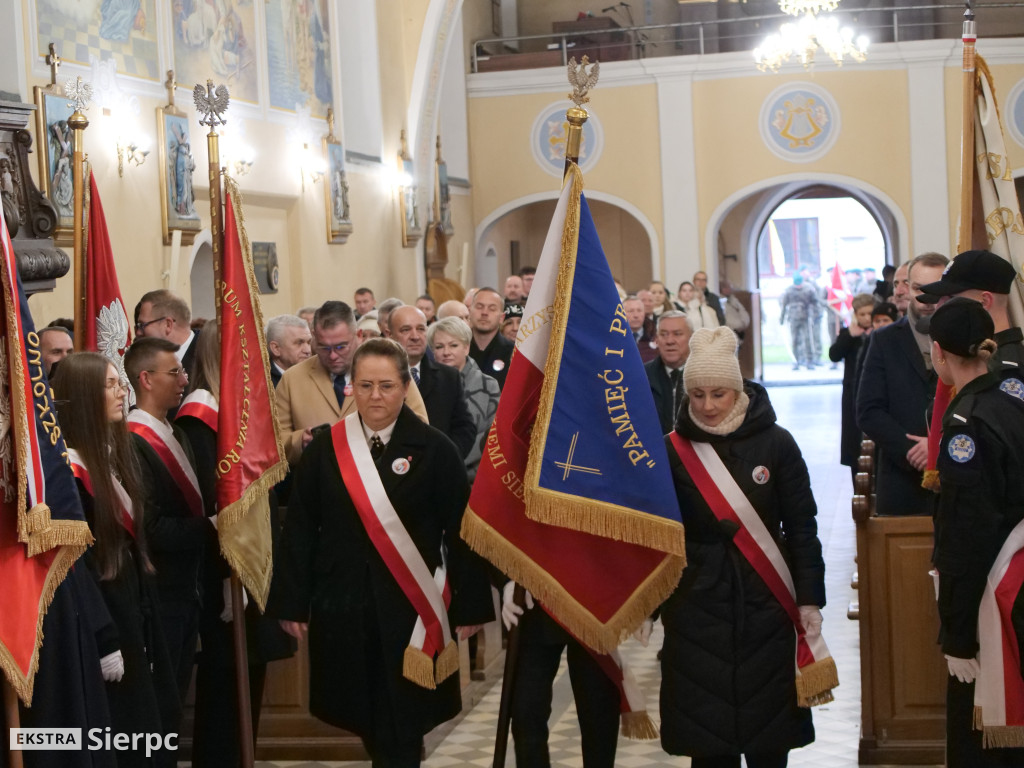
[684,327,742,393]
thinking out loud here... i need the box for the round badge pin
[392,458,410,475]
[492,359,506,372]
[343,384,353,396]
[752,466,770,484]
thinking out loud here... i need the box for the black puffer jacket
[660,381,826,758]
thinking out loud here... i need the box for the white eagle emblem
[1000,377,1024,401]
[947,434,976,463]
[96,299,134,407]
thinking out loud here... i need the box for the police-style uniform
[930,299,1024,767]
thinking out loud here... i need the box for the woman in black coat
[53,352,179,768]
[660,328,828,768]
[269,338,494,766]
[828,293,875,480]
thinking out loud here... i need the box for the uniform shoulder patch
[999,377,1024,401]
[947,433,976,463]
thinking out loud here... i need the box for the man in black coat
[856,253,948,515]
[469,287,514,388]
[693,270,727,327]
[269,340,494,767]
[388,305,476,458]
[645,311,692,434]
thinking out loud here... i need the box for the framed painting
[33,86,76,244]
[323,135,352,244]
[436,149,454,238]
[399,156,421,248]
[156,106,201,246]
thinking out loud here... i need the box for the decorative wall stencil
[759,82,840,163]
[531,101,603,177]
[1008,78,1024,150]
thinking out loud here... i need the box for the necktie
[411,366,420,385]
[370,435,385,461]
[670,368,682,420]
[333,375,346,409]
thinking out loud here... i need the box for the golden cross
[554,432,602,482]
[165,70,175,108]
[326,107,335,138]
[46,43,61,86]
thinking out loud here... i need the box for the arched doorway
[188,231,215,322]
[708,176,904,381]
[475,196,656,293]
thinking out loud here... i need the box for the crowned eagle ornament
[194,80,230,128]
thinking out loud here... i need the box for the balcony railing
[471,2,1024,73]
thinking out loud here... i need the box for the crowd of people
[15,250,1024,768]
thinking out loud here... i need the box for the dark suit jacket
[417,356,477,459]
[470,333,514,389]
[269,406,494,739]
[855,317,938,515]
[645,358,681,435]
[132,424,216,604]
[270,362,283,388]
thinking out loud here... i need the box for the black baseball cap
[928,297,994,357]
[504,302,524,321]
[917,250,1017,304]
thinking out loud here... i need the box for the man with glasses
[276,300,428,465]
[135,289,201,380]
[123,337,215,707]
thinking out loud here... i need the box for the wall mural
[35,0,159,80]
[172,0,259,104]
[530,101,603,178]
[1008,78,1024,150]
[759,82,840,163]
[265,0,333,117]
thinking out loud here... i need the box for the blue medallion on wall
[760,82,840,163]
[531,101,603,177]
[1008,79,1024,150]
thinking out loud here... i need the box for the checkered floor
[36,0,159,81]
[247,383,930,768]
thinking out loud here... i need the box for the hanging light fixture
[754,0,869,72]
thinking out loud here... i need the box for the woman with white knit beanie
[659,326,829,768]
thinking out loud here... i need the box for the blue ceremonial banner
[525,165,684,554]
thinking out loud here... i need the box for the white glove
[501,581,534,631]
[99,650,124,682]
[945,654,980,684]
[220,578,249,622]
[798,605,823,639]
[633,618,653,647]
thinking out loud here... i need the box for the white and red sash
[670,433,838,707]
[331,413,457,689]
[67,448,135,538]
[176,389,219,433]
[974,517,1024,747]
[128,409,204,518]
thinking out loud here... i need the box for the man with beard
[856,252,948,515]
[469,287,513,389]
[892,262,912,317]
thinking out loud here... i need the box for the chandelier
[754,0,868,72]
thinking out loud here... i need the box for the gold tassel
[796,657,839,708]
[620,711,659,740]
[434,640,459,684]
[921,469,941,492]
[460,508,685,654]
[403,646,437,690]
[982,725,1024,749]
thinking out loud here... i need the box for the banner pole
[3,678,25,768]
[957,1,977,252]
[67,76,91,352]
[195,79,254,768]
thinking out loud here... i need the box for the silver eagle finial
[567,56,600,108]
[64,76,92,113]
[194,79,230,128]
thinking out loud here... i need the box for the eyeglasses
[105,378,129,392]
[354,380,402,395]
[317,342,351,355]
[146,368,188,379]
[135,316,168,333]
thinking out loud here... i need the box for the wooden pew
[851,439,947,764]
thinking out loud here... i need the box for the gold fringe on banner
[522,163,686,558]
[621,711,659,740]
[403,646,437,690]
[975,707,1024,748]
[796,656,839,708]
[460,507,684,653]
[921,469,941,492]
[434,640,459,683]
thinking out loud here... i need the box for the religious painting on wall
[399,155,421,248]
[323,133,352,245]
[436,147,454,238]
[33,0,160,81]
[264,0,333,117]
[172,0,259,105]
[32,86,76,244]
[156,108,201,245]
